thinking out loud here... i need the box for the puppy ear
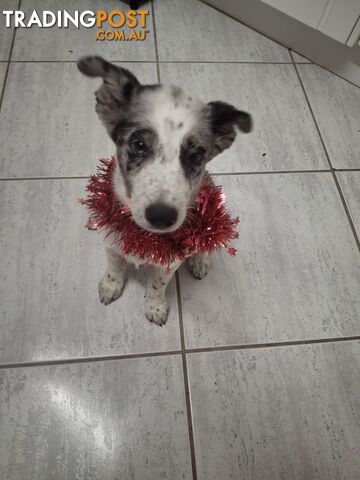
[208,101,252,155]
[77,56,140,135]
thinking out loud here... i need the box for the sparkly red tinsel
[82,157,239,268]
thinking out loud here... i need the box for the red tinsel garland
[81,157,239,269]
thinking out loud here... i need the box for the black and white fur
[78,56,252,326]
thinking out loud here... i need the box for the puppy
[78,56,252,326]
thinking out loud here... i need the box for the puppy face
[78,56,252,232]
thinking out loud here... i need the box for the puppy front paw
[188,254,210,280]
[145,299,169,326]
[98,271,125,305]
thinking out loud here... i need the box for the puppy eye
[189,151,203,164]
[131,138,147,156]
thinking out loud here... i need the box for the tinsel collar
[81,157,239,269]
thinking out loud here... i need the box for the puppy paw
[188,254,210,280]
[145,299,169,326]
[98,271,125,305]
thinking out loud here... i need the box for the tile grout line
[0,175,91,181]
[157,61,307,65]
[175,272,198,480]
[3,60,306,65]
[199,0,360,91]
[1,335,359,370]
[0,170,338,182]
[6,60,158,64]
[185,336,360,354]
[150,0,161,83]
[331,171,360,250]
[290,50,334,172]
[0,350,182,370]
[290,52,360,252]
[345,13,360,45]
[3,168,360,182]
[0,0,21,113]
[211,169,331,176]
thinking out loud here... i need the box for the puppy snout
[145,203,178,230]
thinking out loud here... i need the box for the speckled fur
[78,56,252,325]
[111,85,207,233]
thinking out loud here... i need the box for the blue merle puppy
[78,56,252,325]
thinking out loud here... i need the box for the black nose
[145,203,178,230]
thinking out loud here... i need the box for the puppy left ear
[208,101,253,155]
[77,56,141,137]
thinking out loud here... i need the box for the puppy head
[78,56,252,232]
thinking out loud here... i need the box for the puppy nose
[145,203,178,230]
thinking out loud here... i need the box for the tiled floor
[0,0,359,479]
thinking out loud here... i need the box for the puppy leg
[98,247,128,305]
[187,252,211,280]
[145,263,180,326]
